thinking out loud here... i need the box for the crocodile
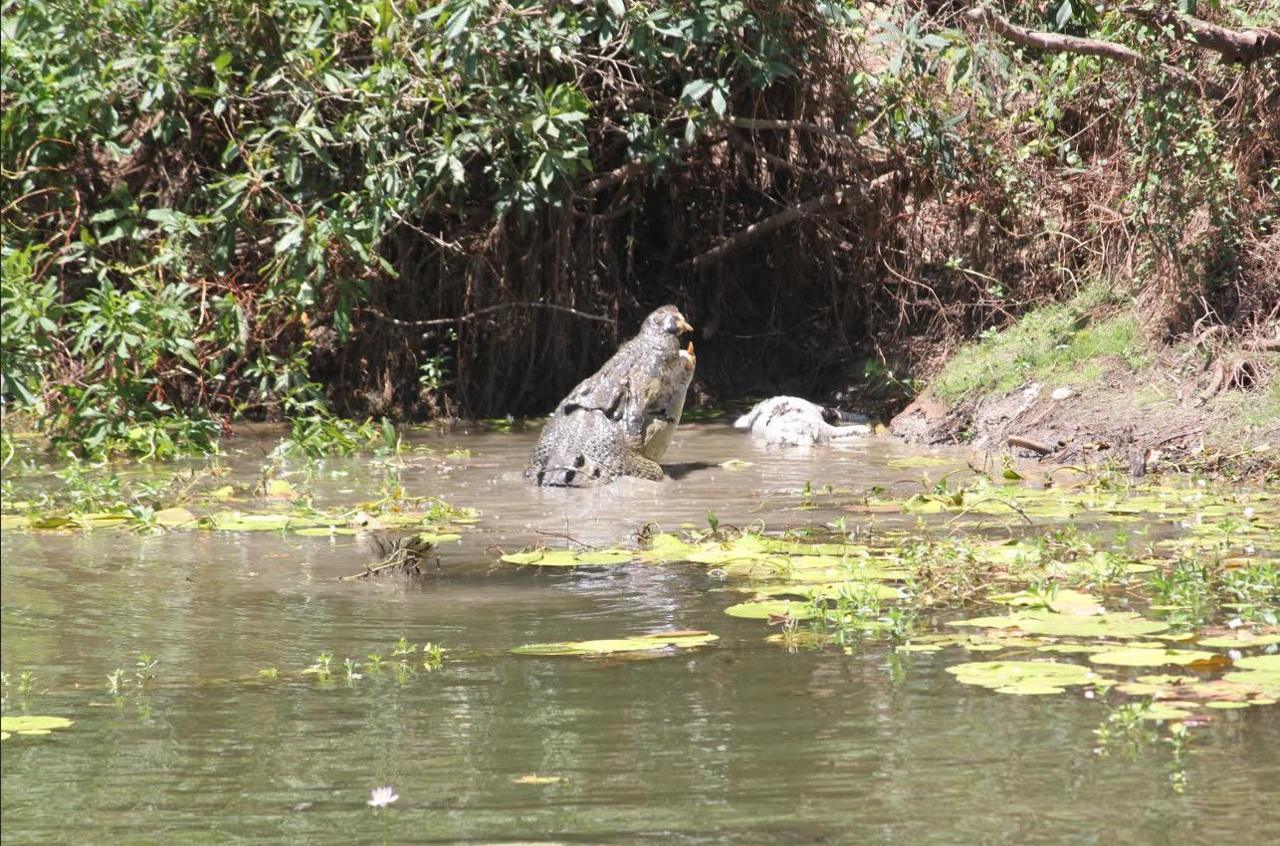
[526,306,695,486]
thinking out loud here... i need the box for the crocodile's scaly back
[526,406,662,487]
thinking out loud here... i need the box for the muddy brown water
[2,424,1278,843]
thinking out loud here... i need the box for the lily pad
[1138,703,1195,721]
[0,715,74,739]
[1088,648,1216,668]
[990,588,1105,616]
[500,549,635,568]
[263,479,298,500]
[153,506,197,527]
[1196,633,1280,648]
[946,660,1102,695]
[511,630,718,657]
[1234,654,1280,671]
[204,512,313,532]
[1036,643,1108,654]
[294,526,362,536]
[949,610,1168,639]
[1223,669,1280,694]
[723,599,818,620]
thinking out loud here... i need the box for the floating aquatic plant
[499,549,635,568]
[946,660,1103,695]
[1,715,74,740]
[511,631,718,657]
[948,610,1169,639]
[1087,648,1217,668]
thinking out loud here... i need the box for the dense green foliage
[2,1,1276,456]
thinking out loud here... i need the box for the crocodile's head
[642,305,694,339]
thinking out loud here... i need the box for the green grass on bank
[932,283,1146,402]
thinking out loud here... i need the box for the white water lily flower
[368,786,399,808]
[1227,617,1244,629]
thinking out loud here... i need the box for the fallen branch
[1007,435,1054,455]
[1244,336,1280,351]
[1122,6,1280,63]
[964,5,1223,97]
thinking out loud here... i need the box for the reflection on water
[3,424,1278,843]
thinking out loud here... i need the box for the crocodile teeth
[686,341,695,355]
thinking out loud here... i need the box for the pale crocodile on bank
[526,305,696,486]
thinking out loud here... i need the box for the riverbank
[885,288,1280,483]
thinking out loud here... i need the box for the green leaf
[680,79,713,104]
[710,86,727,117]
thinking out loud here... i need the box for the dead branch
[582,160,648,194]
[687,171,898,270]
[1244,336,1280,351]
[360,302,616,330]
[1007,435,1054,455]
[964,5,1223,97]
[1121,6,1280,63]
[687,189,852,270]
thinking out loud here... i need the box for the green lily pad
[723,599,819,620]
[1089,648,1216,668]
[1138,703,1194,721]
[1234,654,1280,671]
[949,610,1168,639]
[1136,674,1199,685]
[263,479,298,499]
[1,715,74,739]
[1204,700,1252,710]
[500,549,635,568]
[1197,634,1280,648]
[946,660,1102,695]
[204,512,313,532]
[511,630,718,657]
[153,507,197,527]
[1222,669,1280,693]
[990,588,1105,616]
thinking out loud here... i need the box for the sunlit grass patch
[932,283,1145,401]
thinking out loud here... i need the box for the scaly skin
[526,306,695,487]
